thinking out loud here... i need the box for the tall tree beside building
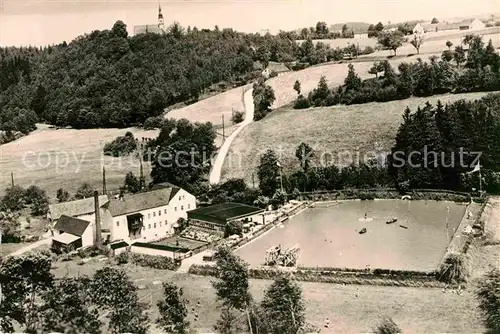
[377,31,405,56]
[257,149,281,196]
[252,79,276,121]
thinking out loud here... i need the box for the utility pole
[102,166,107,195]
[252,173,255,188]
[222,114,225,142]
[10,172,14,187]
[446,206,450,241]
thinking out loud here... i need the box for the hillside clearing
[221,92,494,184]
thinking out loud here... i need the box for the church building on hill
[134,4,166,35]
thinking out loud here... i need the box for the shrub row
[128,252,180,270]
[188,264,449,288]
[299,189,471,203]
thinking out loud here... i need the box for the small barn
[52,215,94,252]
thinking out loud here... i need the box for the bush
[437,253,469,284]
[374,316,401,334]
[116,251,130,264]
[294,95,310,109]
[359,192,375,200]
[143,116,165,129]
[129,252,180,270]
[103,132,137,157]
[361,46,375,55]
[231,111,244,124]
[269,70,278,78]
[78,245,110,258]
[323,92,340,106]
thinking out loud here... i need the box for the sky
[0,0,498,46]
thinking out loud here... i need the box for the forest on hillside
[0,20,362,141]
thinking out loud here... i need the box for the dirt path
[5,237,52,257]
[208,88,254,184]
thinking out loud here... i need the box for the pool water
[236,200,466,271]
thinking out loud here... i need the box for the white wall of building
[470,19,486,30]
[81,222,95,248]
[111,188,196,243]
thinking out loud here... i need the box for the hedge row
[128,252,180,270]
[188,264,450,288]
[132,242,190,253]
[300,189,471,203]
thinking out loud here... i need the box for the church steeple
[158,3,165,30]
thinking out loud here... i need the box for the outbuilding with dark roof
[187,202,265,235]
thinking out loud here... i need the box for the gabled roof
[134,25,164,35]
[54,215,90,237]
[108,187,181,217]
[266,62,290,73]
[49,195,109,221]
[187,202,264,225]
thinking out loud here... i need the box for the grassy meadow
[51,255,485,333]
[0,122,236,199]
[221,92,493,183]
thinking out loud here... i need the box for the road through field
[208,88,254,184]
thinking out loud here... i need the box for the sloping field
[166,84,250,126]
[53,255,488,333]
[368,31,500,58]
[0,127,158,199]
[221,92,493,183]
[164,31,499,128]
[308,29,500,57]
[0,123,236,199]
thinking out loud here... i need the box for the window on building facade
[153,212,156,217]
[188,204,190,209]
[116,221,119,227]
[148,213,150,219]
[148,224,151,229]
[142,226,145,230]
[175,207,177,211]
[160,222,162,226]
[159,210,161,216]
[183,195,185,200]
[181,205,184,210]
[164,209,167,214]
[154,223,157,228]
[179,196,181,201]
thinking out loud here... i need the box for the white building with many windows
[103,184,196,243]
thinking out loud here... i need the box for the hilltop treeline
[294,35,500,109]
[390,94,500,192]
[0,20,370,140]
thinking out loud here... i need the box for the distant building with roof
[412,18,485,35]
[187,202,264,236]
[262,62,290,78]
[459,19,486,31]
[133,4,166,35]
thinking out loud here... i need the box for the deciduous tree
[409,33,424,54]
[259,276,305,334]
[75,182,94,199]
[293,79,301,95]
[38,276,101,334]
[295,142,314,172]
[90,267,149,334]
[377,31,405,56]
[252,79,276,121]
[212,247,252,311]
[0,251,54,332]
[156,282,190,334]
[257,149,281,196]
